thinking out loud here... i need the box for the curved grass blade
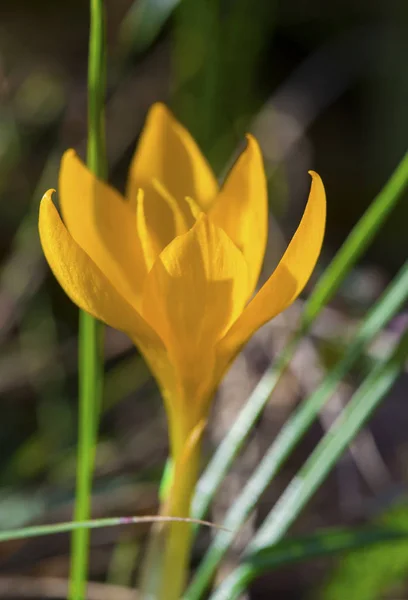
[191,151,408,527]
[185,260,408,600]
[209,328,408,600]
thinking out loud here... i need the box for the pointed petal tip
[308,170,326,190]
[148,101,173,122]
[61,148,80,168]
[244,132,260,146]
[59,149,88,188]
[147,103,186,136]
[307,170,326,213]
[39,190,60,234]
[242,134,265,170]
[63,148,77,158]
[150,101,167,112]
[41,189,56,203]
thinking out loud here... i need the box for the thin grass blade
[185,260,408,599]
[0,516,225,544]
[69,0,107,597]
[119,0,181,54]
[245,526,408,573]
[209,328,408,600]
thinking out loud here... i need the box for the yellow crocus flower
[38,103,326,466]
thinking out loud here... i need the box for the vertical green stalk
[69,1,106,598]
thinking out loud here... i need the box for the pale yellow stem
[157,421,205,600]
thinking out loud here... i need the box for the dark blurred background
[0,1,407,598]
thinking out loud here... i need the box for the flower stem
[68,0,106,598]
[138,421,202,600]
[158,442,201,600]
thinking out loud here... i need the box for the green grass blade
[69,1,107,598]
[321,504,408,600]
[191,337,298,520]
[185,261,408,600]
[191,151,408,528]
[245,526,408,573]
[119,0,181,55]
[209,328,408,600]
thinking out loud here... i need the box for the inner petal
[141,214,248,361]
[126,103,219,212]
[136,182,191,273]
[136,180,206,273]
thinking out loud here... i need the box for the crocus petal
[39,191,161,350]
[59,150,146,307]
[126,103,218,211]
[142,215,248,414]
[185,196,202,221]
[136,182,192,272]
[219,171,326,359]
[209,135,268,298]
[142,214,248,350]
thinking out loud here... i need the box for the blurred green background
[0,0,407,598]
